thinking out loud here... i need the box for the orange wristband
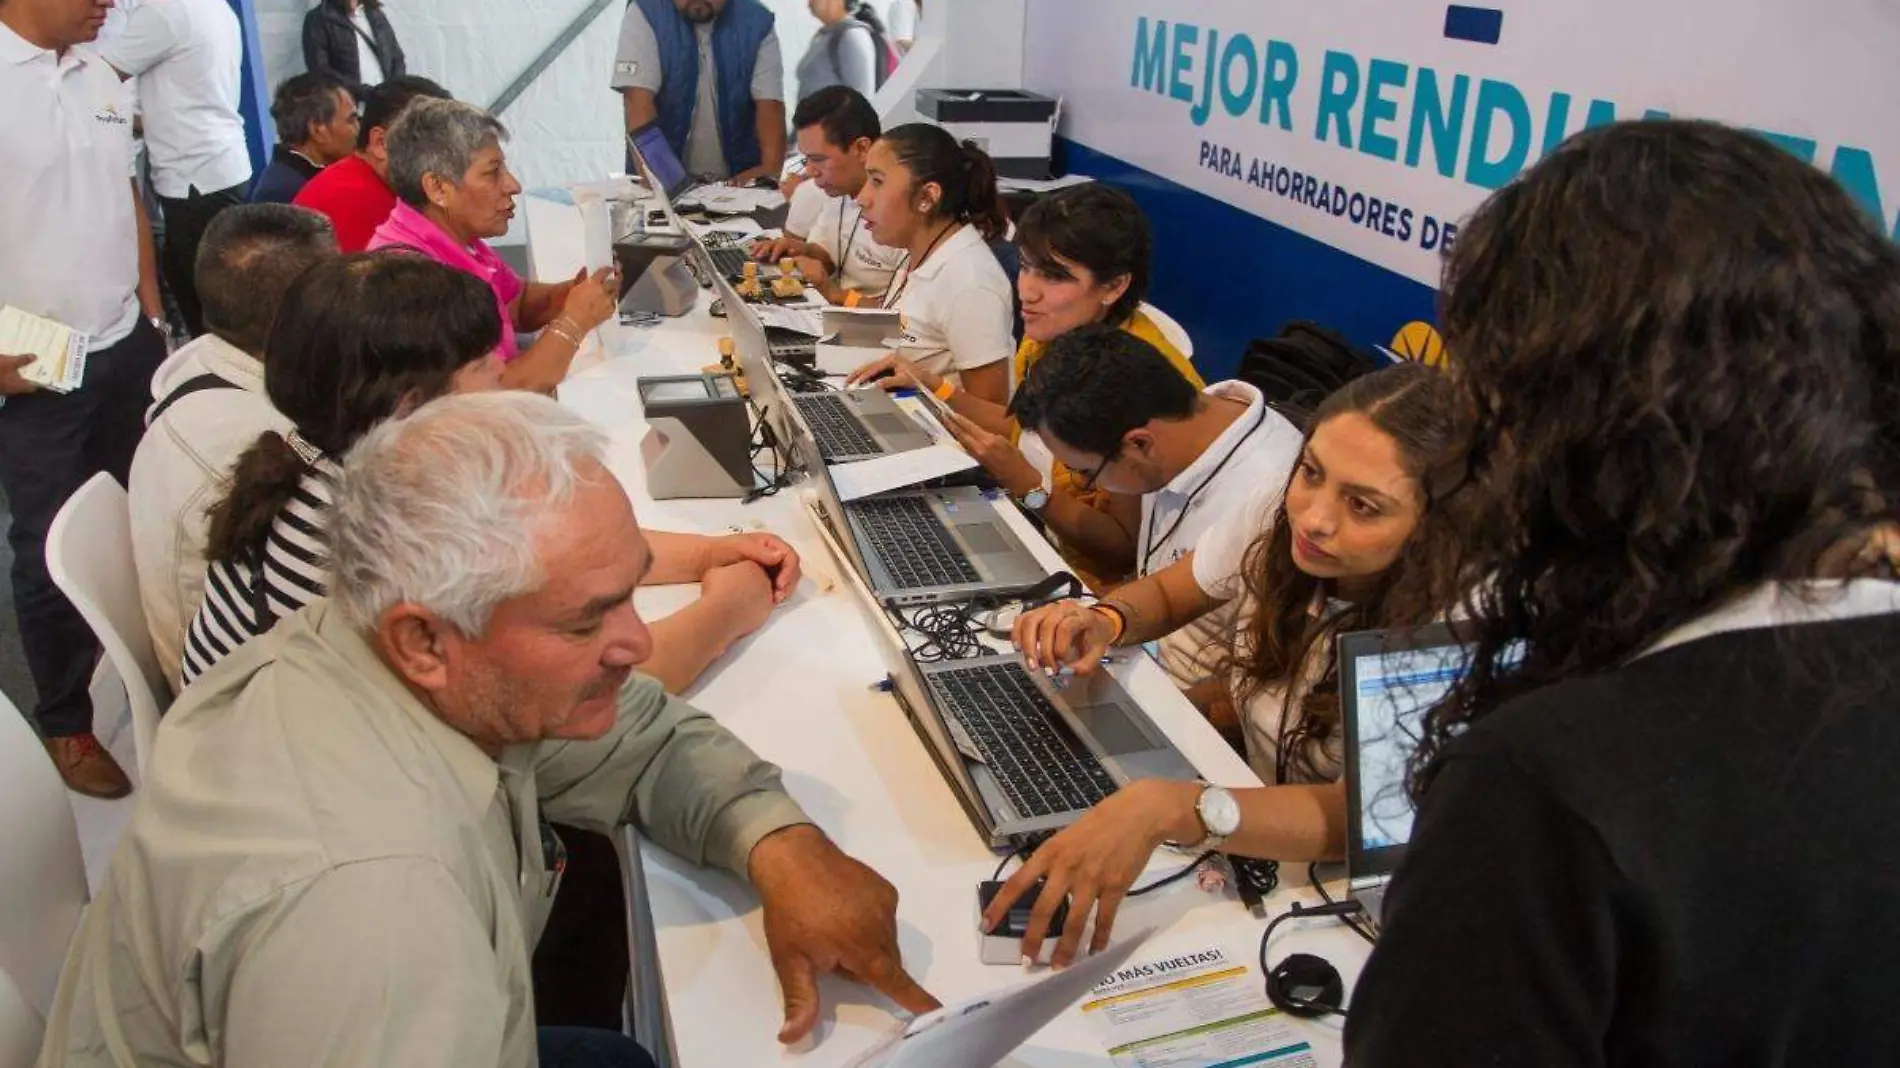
[931,378,956,402]
[1090,602,1128,644]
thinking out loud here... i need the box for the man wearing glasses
[993,325,1301,687]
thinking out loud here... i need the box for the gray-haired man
[40,391,938,1067]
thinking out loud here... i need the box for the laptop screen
[1338,624,1523,880]
[628,123,691,200]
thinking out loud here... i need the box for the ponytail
[958,141,1009,242]
[203,431,316,566]
[882,122,1012,243]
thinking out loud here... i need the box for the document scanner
[637,373,754,498]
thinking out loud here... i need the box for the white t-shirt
[808,194,904,300]
[351,7,384,86]
[886,0,920,40]
[783,176,828,238]
[0,28,141,347]
[97,0,251,198]
[886,223,1013,379]
[1140,382,1303,685]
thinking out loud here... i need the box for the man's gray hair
[384,97,509,208]
[330,391,611,636]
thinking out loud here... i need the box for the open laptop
[717,275,931,462]
[787,394,1047,604]
[627,122,704,208]
[1338,623,1525,924]
[819,511,1200,849]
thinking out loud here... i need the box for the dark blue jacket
[248,146,325,205]
[634,0,774,177]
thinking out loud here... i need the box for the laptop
[820,519,1200,848]
[1338,623,1525,924]
[792,399,1047,604]
[627,122,705,208]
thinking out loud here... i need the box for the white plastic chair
[45,473,168,773]
[0,687,89,1041]
[0,968,43,1068]
[1140,301,1197,363]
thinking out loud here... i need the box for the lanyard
[882,221,955,310]
[1140,401,1270,575]
[834,199,862,280]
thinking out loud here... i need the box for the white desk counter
[557,293,1373,1067]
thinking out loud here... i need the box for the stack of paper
[0,306,87,393]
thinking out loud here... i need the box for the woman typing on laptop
[981,363,1453,968]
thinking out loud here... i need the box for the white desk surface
[557,281,1373,1067]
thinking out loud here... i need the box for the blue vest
[634,0,775,177]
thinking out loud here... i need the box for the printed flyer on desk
[1081,945,1318,1067]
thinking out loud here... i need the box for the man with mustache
[614,0,788,187]
[38,391,937,1067]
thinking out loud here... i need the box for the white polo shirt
[1140,381,1303,686]
[0,24,141,348]
[887,223,1013,379]
[96,0,250,198]
[808,194,904,300]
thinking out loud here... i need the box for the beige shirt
[39,601,809,1068]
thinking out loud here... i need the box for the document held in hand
[0,306,88,393]
[844,928,1158,1068]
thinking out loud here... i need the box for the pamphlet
[1081,944,1320,1067]
[0,305,87,393]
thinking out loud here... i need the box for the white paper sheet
[755,305,824,336]
[0,305,87,393]
[846,929,1158,1068]
[690,185,788,215]
[828,443,978,501]
[815,343,891,377]
[998,174,1095,194]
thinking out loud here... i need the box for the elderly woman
[371,98,617,393]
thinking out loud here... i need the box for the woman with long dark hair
[979,362,1455,967]
[1347,119,1900,1064]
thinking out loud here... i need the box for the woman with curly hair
[1348,119,1900,1064]
[977,361,1456,968]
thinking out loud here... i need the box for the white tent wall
[254,1,834,247]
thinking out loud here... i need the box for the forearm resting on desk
[501,333,579,394]
[1152,778,1348,862]
[642,599,755,694]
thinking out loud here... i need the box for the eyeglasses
[1077,447,1120,492]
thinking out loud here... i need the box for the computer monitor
[628,122,691,201]
[1338,623,1524,881]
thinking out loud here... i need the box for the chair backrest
[0,967,44,1068]
[45,473,167,771]
[1139,302,1196,363]
[0,688,88,1022]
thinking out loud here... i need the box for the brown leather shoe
[43,733,133,800]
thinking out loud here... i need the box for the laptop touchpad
[957,523,1011,555]
[865,413,913,436]
[1070,702,1155,755]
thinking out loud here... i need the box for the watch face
[1201,787,1242,837]
[1023,488,1050,511]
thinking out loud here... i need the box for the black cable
[885,601,986,662]
[1127,850,1215,897]
[1308,862,1379,944]
[1256,900,1361,1018]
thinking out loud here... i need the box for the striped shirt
[181,460,339,685]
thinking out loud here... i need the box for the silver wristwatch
[1016,481,1051,514]
[1190,783,1241,851]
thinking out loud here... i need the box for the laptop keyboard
[705,245,751,278]
[850,495,980,589]
[796,394,885,460]
[928,662,1119,819]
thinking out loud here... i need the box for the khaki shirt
[39,601,809,1067]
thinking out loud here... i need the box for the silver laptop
[798,415,1046,605]
[844,596,1199,848]
[1339,624,1524,924]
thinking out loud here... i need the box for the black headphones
[1259,901,1362,1018]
